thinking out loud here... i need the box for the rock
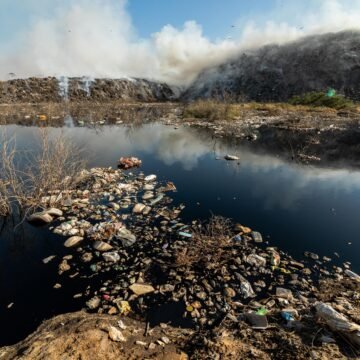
[251,231,263,243]
[86,296,100,310]
[45,208,63,217]
[144,174,157,182]
[344,269,360,281]
[247,254,266,267]
[276,287,293,300]
[27,212,53,224]
[42,255,56,264]
[64,236,84,248]
[81,252,93,262]
[133,203,145,214]
[58,260,70,273]
[108,202,120,211]
[224,154,239,161]
[93,241,113,252]
[129,283,155,296]
[142,192,154,200]
[224,287,236,298]
[304,251,319,260]
[270,251,281,266]
[116,228,136,247]
[108,326,126,342]
[102,251,120,263]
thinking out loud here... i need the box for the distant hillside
[184,31,360,102]
[0,77,176,103]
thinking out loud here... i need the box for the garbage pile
[118,157,142,170]
[33,165,360,354]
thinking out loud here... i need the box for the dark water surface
[1,121,360,345]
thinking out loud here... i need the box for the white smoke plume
[0,0,360,86]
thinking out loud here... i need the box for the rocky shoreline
[1,164,359,359]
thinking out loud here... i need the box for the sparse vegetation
[289,91,354,110]
[183,100,238,121]
[175,216,232,267]
[0,129,86,216]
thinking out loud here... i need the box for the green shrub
[289,91,354,110]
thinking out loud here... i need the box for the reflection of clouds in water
[225,148,360,210]
[6,123,360,211]
[64,124,212,170]
[130,126,210,170]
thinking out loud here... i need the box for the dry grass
[0,128,86,216]
[175,216,232,268]
[183,100,238,121]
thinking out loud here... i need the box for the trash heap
[32,165,360,353]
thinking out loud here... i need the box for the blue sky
[127,0,276,39]
[0,0,299,46]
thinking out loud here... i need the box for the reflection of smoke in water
[64,115,74,128]
[57,76,69,101]
[80,76,95,97]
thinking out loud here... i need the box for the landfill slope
[184,31,360,102]
[0,77,177,103]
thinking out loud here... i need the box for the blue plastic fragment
[281,312,294,321]
[233,235,242,242]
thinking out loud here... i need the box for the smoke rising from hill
[0,0,360,86]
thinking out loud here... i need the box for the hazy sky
[1,0,359,82]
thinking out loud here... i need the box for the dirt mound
[0,312,188,360]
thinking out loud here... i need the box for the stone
[304,251,319,260]
[224,287,236,298]
[117,228,136,247]
[276,287,293,300]
[129,283,155,296]
[64,236,84,248]
[251,231,263,243]
[45,208,63,217]
[42,255,56,264]
[93,241,113,252]
[27,212,53,224]
[144,174,157,182]
[102,251,120,263]
[247,254,266,267]
[133,203,145,214]
[142,191,154,200]
[108,326,126,342]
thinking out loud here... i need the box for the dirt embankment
[1,277,359,360]
[0,77,177,103]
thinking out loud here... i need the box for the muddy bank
[0,77,177,103]
[179,107,360,167]
[1,102,360,167]
[0,282,358,359]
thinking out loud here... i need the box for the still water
[1,121,359,345]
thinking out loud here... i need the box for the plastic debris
[315,302,360,347]
[224,154,239,161]
[245,313,268,329]
[256,307,268,316]
[115,300,131,315]
[118,156,142,170]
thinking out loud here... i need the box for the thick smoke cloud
[0,0,360,85]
